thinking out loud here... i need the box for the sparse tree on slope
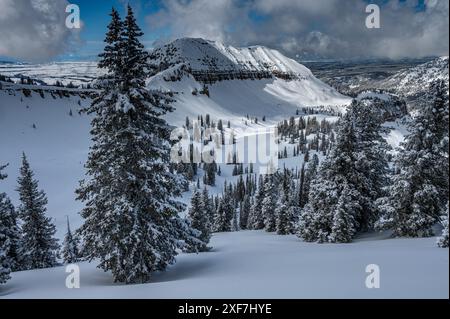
[17,154,59,269]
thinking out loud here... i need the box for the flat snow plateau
[1,230,448,299]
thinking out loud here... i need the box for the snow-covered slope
[148,38,351,124]
[0,38,351,126]
[0,87,91,239]
[379,56,449,100]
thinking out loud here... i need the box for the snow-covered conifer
[276,189,291,235]
[17,153,59,269]
[262,176,277,232]
[377,80,449,237]
[0,164,22,272]
[188,190,210,251]
[297,114,365,243]
[248,175,265,229]
[239,195,251,230]
[76,7,201,283]
[437,205,449,248]
[62,217,81,264]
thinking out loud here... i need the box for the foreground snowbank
[1,230,447,299]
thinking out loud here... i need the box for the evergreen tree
[202,186,215,231]
[276,189,291,235]
[98,7,123,80]
[232,208,239,232]
[297,115,365,243]
[328,184,360,243]
[0,164,22,272]
[249,175,265,229]
[377,80,449,237]
[17,153,59,269]
[437,205,449,248]
[62,217,81,264]
[0,165,13,283]
[350,100,390,230]
[203,162,216,186]
[300,154,319,208]
[214,185,235,232]
[239,195,251,230]
[0,228,10,284]
[187,190,210,251]
[262,176,277,232]
[76,7,202,284]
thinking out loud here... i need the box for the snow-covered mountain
[146,38,350,125]
[0,38,351,126]
[379,56,449,100]
[150,38,313,76]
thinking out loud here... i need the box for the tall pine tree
[76,7,202,284]
[350,99,390,230]
[17,154,59,269]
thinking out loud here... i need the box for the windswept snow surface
[1,231,448,299]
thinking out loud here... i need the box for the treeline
[206,80,449,245]
[277,116,336,159]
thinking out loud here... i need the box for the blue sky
[0,0,447,62]
[61,0,167,60]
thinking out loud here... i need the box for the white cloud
[0,0,81,61]
[146,0,449,60]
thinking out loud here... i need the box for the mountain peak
[150,37,312,77]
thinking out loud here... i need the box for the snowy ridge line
[150,38,312,80]
[0,81,98,98]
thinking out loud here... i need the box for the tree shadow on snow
[149,257,214,284]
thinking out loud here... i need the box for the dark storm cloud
[146,0,449,59]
